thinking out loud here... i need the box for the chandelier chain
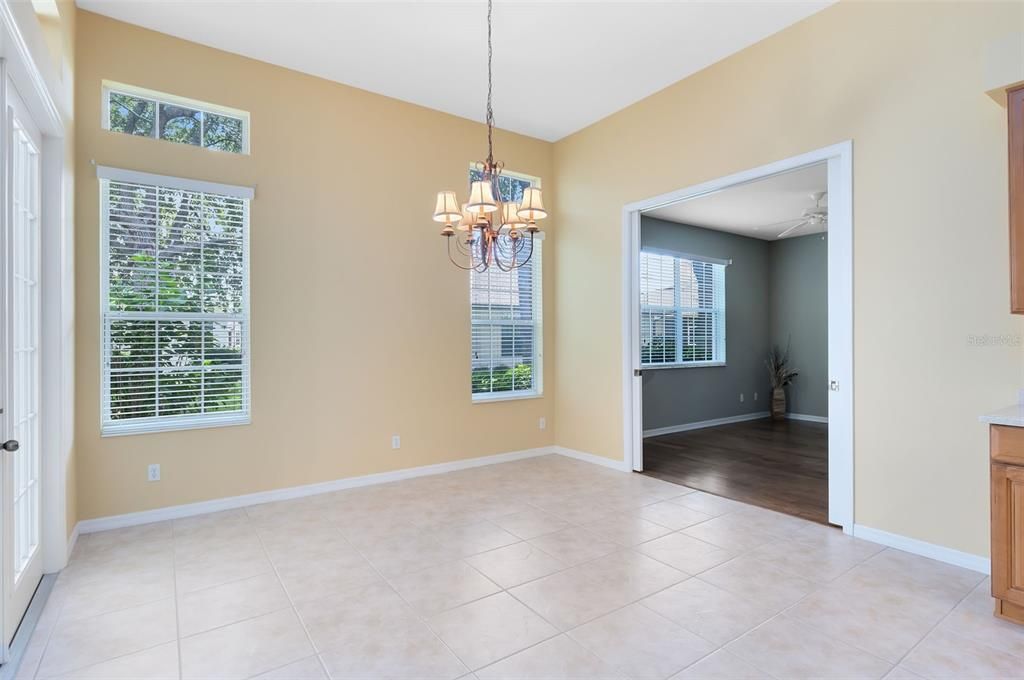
[486,0,494,166]
[432,0,545,273]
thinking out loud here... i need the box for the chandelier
[431,0,547,272]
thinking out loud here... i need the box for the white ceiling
[644,162,828,240]
[76,0,834,142]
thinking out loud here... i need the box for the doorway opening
[621,143,853,531]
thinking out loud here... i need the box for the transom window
[99,167,252,435]
[640,250,726,367]
[470,169,543,401]
[103,81,249,154]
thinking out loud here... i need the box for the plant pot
[771,387,787,420]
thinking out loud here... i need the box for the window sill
[641,361,727,371]
[472,390,542,404]
[101,414,251,437]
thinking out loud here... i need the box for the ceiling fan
[761,191,828,239]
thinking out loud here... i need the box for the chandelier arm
[446,237,475,271]
[515,233,536,268]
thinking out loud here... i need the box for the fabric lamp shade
[433,191,462,223]
[457,204,475,231]
[518,187,547,220]
[467,180,498,214]
[502,202,527,229]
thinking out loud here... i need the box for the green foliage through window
[107,88,246,154]
[103,179,249,430]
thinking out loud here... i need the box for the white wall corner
[853,524,990,575]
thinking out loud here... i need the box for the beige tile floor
[14,455,1024,679]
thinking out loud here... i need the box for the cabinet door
[1010,85,1024,313]
[992,463,1024,606]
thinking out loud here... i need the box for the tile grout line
[52,484,750,676]
[170,520,184,680]
[249,507,333,680]
[327,513,477,678]
[47,464,993,680]
[23,471,685,677]
[885,572,990,673]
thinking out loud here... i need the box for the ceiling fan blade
[753,218,806,234]
[777,220,810,239]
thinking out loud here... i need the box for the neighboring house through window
[470,168,543,400]
[640,250,726,367]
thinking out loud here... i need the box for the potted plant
[765,343,798,420]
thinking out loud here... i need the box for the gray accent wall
[768,233,828,418]
[641,218,770,431]
[640,217,827,432]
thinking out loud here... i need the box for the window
[470,169,543,401]
[640,250,725,367]
[104,81,249,154]
[99,167,252,435]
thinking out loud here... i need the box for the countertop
[980,404,1024,427]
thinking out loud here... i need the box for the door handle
[1,440,19,452]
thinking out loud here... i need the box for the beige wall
[74,11,555,521]
[74,2,1021,559]
[552,0,1023,557]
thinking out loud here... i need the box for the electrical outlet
[539,417,546,430]
[391,435,401,450]
[147,464,161,482]
[739,393,745,403]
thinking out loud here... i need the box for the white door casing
[622,141,854,532]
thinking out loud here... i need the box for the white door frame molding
[0,0,71,588]
[621,141,854,532]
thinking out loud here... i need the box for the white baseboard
[853,524,989,575]
[787,413,829,424]
[643,412,769,438]
[75,446,560,535]
[552,446,631,472]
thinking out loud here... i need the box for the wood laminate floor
[642,418,829,524]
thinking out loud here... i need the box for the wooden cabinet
[991,425,1024,623]
[1010,85,1024,312]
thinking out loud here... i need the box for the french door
[1,76,43,649]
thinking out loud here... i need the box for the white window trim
[96,165,255,200]
[469,165,544,403]
[639,249,726,369]
[99,168,254,436]
[101,80,251,155]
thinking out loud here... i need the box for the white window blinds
[640,251,725,367]
[471,242,542,399]
[100,173,251,435]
